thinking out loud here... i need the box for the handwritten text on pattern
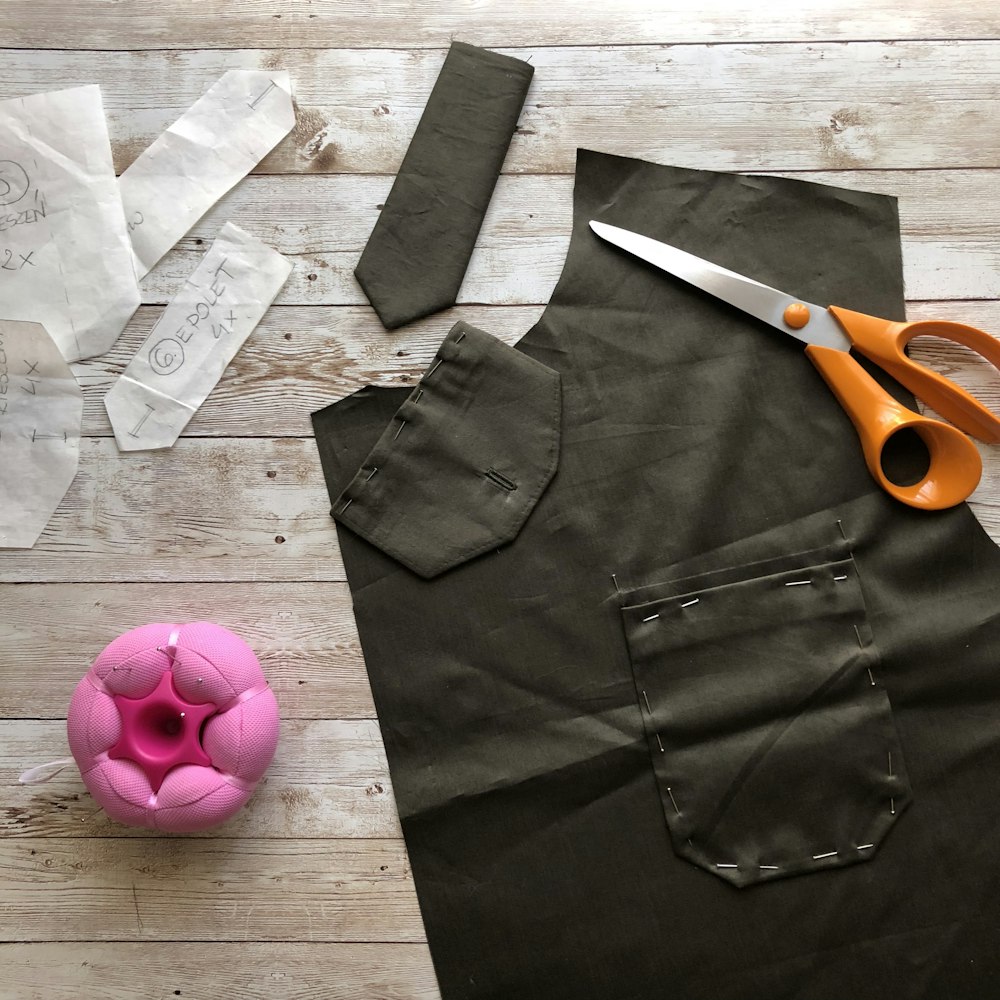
[148,256,237,376]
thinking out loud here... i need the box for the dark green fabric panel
[354,41,534,330]
[312,150,1000,1000]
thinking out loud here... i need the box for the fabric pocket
[330,322,561,579]
[621,541,911,888]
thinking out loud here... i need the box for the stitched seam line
[332,323,471,516]
[335,330,562,577]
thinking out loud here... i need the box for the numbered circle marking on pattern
[148,338,186,376]
[0,161,30,207]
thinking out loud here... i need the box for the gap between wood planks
[8,43,1000,175]
[4,38,1000,55]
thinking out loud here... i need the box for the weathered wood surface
[71,305,541,437]
[0,430,997,585]
[66,301,1000,438]
[0,584,370,718]
[104,170,1000,305]
[0,438,346,583]
[2,45,1000,176]
[1,1,997,50]
[4,719,399,838]
[0,837,425,941]
[3,4,1000,998]
[1,942,440,1000]
[0,941,440,1000]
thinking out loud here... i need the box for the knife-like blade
[589,220,851,353]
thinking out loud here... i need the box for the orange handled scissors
[590,220,1000,511]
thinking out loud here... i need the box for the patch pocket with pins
[620,540,911,888]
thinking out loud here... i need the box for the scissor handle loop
[805,344,982,510]
[829,306,1000,444]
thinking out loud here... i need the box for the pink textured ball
[67,622,280,833]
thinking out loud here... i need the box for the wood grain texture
[119,170,1000,308]
[0,838,425,942]
[4,720,399,838]
[72,305,540,437]
[0,431,997,585]
[1,1,997,50]
[3,6,1000,994]
[3,44,1000,175]
[0,438,343,583]
[1,942,440,1000]
[0,584,369,716]
[66,301,1000,438]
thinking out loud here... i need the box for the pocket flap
[331,322,562,579]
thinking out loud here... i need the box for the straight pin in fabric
[642,613,660,622]
[655,733,665,753]
[716,864,738,869]
[867,667,876,686]
[413,389,424,404]
[890,797,896,815]
[834,574,848,582]
[428,358,444,379]
[339,498,353,514]
[785,580,812,587]
[759,865,780,871]
[611,573,622,596]
[642,690,652,714]
[857,844,874,850]
[366,467,379,481]
[666,787,680,814]
[680,598,699,608]
[837,519,848,541]
[888,751,893,777]
[812,851,838,860]
[854,624,864,648]
[455,331,466,343]
[393,419,407,440]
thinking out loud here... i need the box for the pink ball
[67,622,280,833]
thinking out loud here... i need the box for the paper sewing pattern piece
[0,85,141,362]
[0,319,83,548]
[119,70,296,279]
[104,222,291,451]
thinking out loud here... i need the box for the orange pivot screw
[783,303,811,329]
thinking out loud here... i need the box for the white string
[18,757,77,784]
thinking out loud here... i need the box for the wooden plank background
[2,3,1000,997]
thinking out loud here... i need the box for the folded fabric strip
[354,41,534,329]
[329,322,560,578]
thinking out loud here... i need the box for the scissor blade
[589,221,851,353]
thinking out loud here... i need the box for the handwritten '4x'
[212,311,238,339]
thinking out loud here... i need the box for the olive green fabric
[330,323,561,579]
[622,537,911,888]
[354,41,534,330]
[313,150,1000,1000]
